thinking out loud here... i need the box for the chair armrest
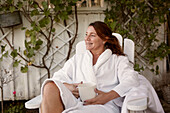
[127,97,147,111]
[25,95,41,109]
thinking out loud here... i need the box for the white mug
[78,82,97,101]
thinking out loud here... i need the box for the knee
[43,82,59,95]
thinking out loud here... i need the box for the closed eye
[90,34,95,37]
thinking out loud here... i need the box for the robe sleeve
[112,56,139,97]
[52,55,76,84]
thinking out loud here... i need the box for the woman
[41,21,139,113]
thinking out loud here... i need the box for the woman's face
[85,26,105,54]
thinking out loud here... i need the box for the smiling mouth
[86,42,93,46]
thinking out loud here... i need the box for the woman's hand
[63,82,82,98]
[83,89,120,105]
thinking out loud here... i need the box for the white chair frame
[25,33,147,113]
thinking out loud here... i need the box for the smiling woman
[40,21,139,113]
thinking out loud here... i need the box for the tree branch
[66,5,78,60]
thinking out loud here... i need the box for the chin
[85,46,91,50]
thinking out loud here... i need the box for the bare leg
[41,82,64,113]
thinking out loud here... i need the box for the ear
[103,36,109,44]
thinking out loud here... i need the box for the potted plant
[0,0,22,28]
[0,11,22,28]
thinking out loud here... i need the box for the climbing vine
[0,0,78,78]
[104,0,170,75]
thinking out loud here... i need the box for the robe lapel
[94,49,112,72]
[81,49,112,84]
[82,50,97,84]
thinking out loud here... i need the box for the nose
[85,35,90,41]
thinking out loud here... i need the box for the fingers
[83,98,96,105]
[95,88,103,94]
[73,87,78,93]
[84,89,106,105]
[73,81,83,87]
[73,91,79,98]
[72,82,83,98]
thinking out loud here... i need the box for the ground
[1,92,170,113]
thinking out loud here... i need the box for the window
[77,0,104,7]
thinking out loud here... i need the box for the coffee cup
[78,82,96,101]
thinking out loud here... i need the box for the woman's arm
[113,56,139,97]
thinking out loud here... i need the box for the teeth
[86,43,92,45]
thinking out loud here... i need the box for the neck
[91,48,105,57]
[91,49,105,65]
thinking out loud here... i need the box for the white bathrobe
[41,49,139,113]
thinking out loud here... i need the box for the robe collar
[83,49,112,84]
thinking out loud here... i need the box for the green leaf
[27,48,35,58]
[44,9,50,17]
[0,57,3,61]
[24,50,27,56]
[54,15,59,22]
[19,47,21,52]
[25,30,30,37]
[34,45,40,50]
[3,51,8,57]
[1,45,6,53]
[131,8,136,13]
[59,11,68,20]
[33,2,38,8]
[39,17,50,27]
[110,21,117,30]
[10,49,18,58]
[36,39,43,45]
[25,40,29,50]
[54,5,60,12]
[31,35,36,45]
[66,6,72,14]
[29,0,34,5]
[34,39,43,50]
[150,69,154,72]
[13,60,20,67]
[52,28,56,32]
[17,1,23,9]
[21,66,28,73]
[42,1,48,9]
[9,6,15,13]
[21,27,26,30]
[50,0,60,5]
[31,9,39,16]
[72,0,78,3]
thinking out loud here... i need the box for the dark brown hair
[89,21,125,56]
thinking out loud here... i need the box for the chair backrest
[76,33,134,63]
[112,33,123,47]
[124,39,134,63]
